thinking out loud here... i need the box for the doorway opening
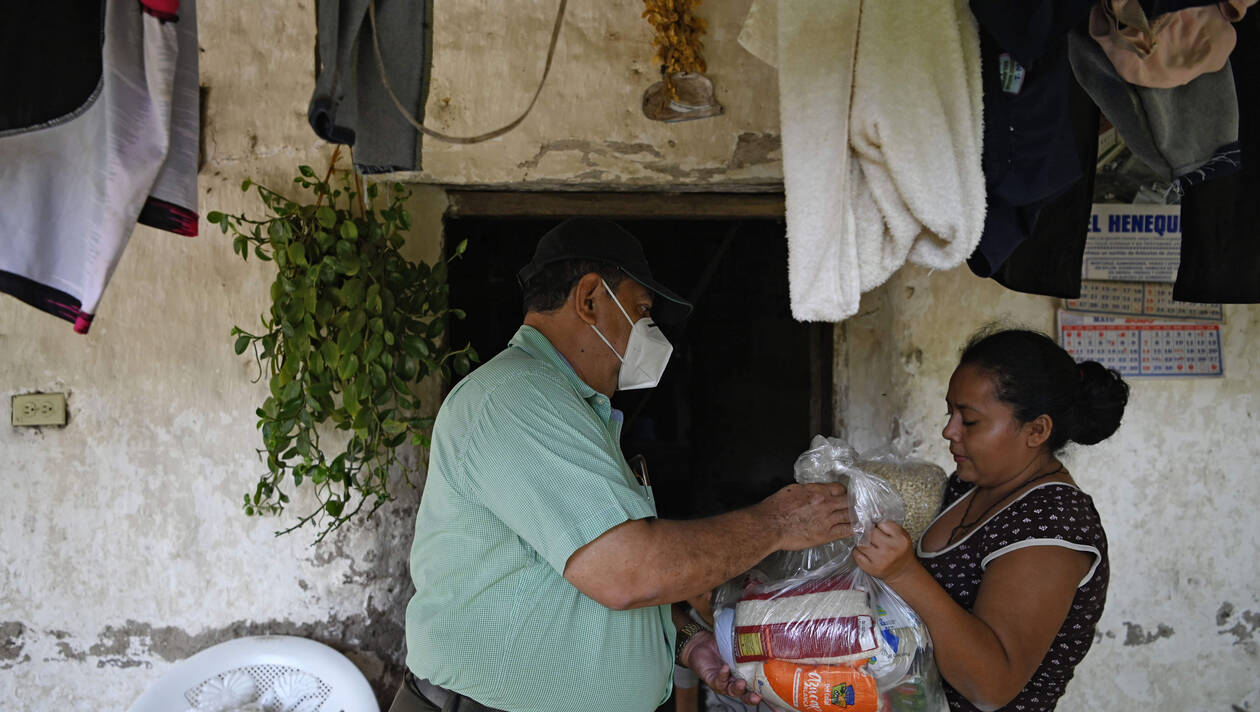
[444,207,832,520]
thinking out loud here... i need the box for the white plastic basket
[127,635,379,712]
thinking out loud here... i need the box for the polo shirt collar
[509,325,600,401]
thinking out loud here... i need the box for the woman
[854,328,1129,711]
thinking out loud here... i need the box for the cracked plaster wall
[835,267,1260,711]
[392,0,784,188]
[0,2,443,709]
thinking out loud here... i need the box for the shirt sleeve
[453,370,656,575]
[979,486,1106,588]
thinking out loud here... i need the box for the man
[392,218,851,712]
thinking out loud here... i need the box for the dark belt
[407,671,509,712]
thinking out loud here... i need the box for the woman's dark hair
[959,327,1130,452]
[521,259,627,315]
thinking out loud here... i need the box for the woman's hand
[853,520,919,585]
[681,631,763,705]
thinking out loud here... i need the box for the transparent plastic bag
[712,436,946,712]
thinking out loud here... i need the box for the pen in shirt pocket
[628,453,650,488]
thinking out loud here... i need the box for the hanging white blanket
[747,0,986,322]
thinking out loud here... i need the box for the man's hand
[853,520,918,585]
[757,482,852,551]
[680,630,762,705]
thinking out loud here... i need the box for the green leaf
[325,499,344,517]
[315,297,334,324]
[454,354,471,376]
[340,278,365,307]
[299,165,316,178]
[320,340,340,372]
[234,334,252,355]
[338,353,360,381]
[364,334,384,364]
[399,355,420,381]
[287,242,307,267]
[404,335,429,359]
[340,325,364,356]
[340,221,358,239]
[241,178,253,191]
[342,252,361,276]
[316,205,337,228]
[207,210,224,225]
[381,419,407,436]
[268,220,292,243]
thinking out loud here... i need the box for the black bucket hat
[517,218,693,323]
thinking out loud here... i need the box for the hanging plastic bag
[713,436,946,712]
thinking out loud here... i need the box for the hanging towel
[139,0,201,237]
[776,0,986,322]
[0,0,189,333]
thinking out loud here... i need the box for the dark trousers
[388,671,508,712]
[388,674,440,712]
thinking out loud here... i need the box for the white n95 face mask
[590,278,674,390]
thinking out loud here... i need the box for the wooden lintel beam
[445,191,785,219]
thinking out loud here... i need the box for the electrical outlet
[12,393,67,427]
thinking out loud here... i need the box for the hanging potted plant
[207,149,476,541]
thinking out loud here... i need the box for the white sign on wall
[1081,204,1182,283]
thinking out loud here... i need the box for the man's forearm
[586,506,784,610]
[563,481,849,610]
[641,510,787,605]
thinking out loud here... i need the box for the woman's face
[941,363,1039,486]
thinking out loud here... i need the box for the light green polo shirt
[405,326,675,712]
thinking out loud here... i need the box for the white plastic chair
[128,635,379,712]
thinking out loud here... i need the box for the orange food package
[760,659,881,712]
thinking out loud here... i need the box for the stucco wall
[400,0,783,188]
[2,1,1257,711]
[0,3,440,709]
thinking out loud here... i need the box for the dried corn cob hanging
[640,0,722,122]
[642,0,708,101]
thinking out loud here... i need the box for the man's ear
[1025,414,1053,450]
[572,273,603,326]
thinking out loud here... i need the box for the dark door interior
[445,216,830,520]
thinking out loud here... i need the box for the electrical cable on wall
[368,0,568,145]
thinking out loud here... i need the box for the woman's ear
[1025,414,1053,450]
[572,273,603,326]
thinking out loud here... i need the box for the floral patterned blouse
[917,475,1109,712]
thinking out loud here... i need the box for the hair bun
[1072,361,1130,445]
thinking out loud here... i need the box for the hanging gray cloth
[1068,26,1240,188]
[308,0,431,174]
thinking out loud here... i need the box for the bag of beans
[854,448,947,544]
